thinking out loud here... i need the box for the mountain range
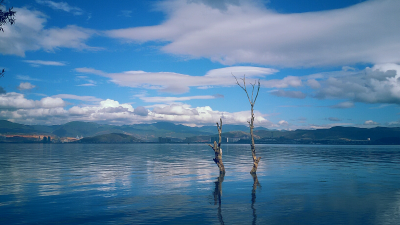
[0,120,399,144]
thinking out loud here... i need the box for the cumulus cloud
[66,100,272,126]
[315,64,400,105]
[364,120,379,125]
[278,120,288,126]
[106,0,400,67]
[134,106,149,116]
[18,82,36,90]
[76,66,277,94]
[0,92,276,126]
[0,8,97,56]
[153,104,199,115]
[150,103,272,126]
[0,93,65,109]
[307,79,321,89]
[270,90,306,99]
[39,97,65,108]
[23,60,66,66]
[0,92,37,109]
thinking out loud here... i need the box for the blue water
[1,144,400,224]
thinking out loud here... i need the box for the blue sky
[0,0,399,129]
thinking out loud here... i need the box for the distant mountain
[52,121,123,138]
[200,124,269,133]
[1,120,400,144]
[258,126,400,141]
[0,120,41,134]
[78,133,142,143]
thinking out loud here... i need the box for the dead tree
[233,75,261,174]
[208,118,225,174]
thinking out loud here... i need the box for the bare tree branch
[233,74,262,174]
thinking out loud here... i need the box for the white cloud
[134,106,149,116]
[39,97,65,108]
[278,120,288,126]
[76,66,277,94]
[36,0,84,15]
[315,64,400,104]
[16,75,42,81]
[0,8,97,56]
[364,120,379,125]
[153,104,199,115]
[75,67,107,76]
[65,100,273,126]
[262,76,302,88]
[23,60,66,66]
[307,79,321,89]
[0,92,65,109]
[0,92,36,109]
[0,93,278,127]
[106,0,400,67]
[75,75,97,87]
[189,0,243,11]
[18,82,36,90]
[77,83,96,87]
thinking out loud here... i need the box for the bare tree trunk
[208,118,225,174]
[249,106,261,174]
[233,75,261,174]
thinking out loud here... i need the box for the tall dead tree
[208,118,225,174]
[233,75,261,174]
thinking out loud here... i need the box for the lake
[1,143,400,224]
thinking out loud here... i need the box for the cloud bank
[107,0,400,67]
[76,66,277,94]
[0,8,96,56]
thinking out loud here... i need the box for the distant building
[159,137,171,143]
[228,137,240,143]
[210,137,228,143]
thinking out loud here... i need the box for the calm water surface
[1,144,400,224]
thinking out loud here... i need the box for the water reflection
[213,173,225,225]
[2,144,400,224]
[251,173,261,225]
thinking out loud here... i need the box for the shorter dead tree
[208,118,225,174]
[233,74,261,174]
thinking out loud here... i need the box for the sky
[0,0,399,130]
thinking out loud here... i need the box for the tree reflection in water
[213,173,225,225]
[251,173,261,225]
